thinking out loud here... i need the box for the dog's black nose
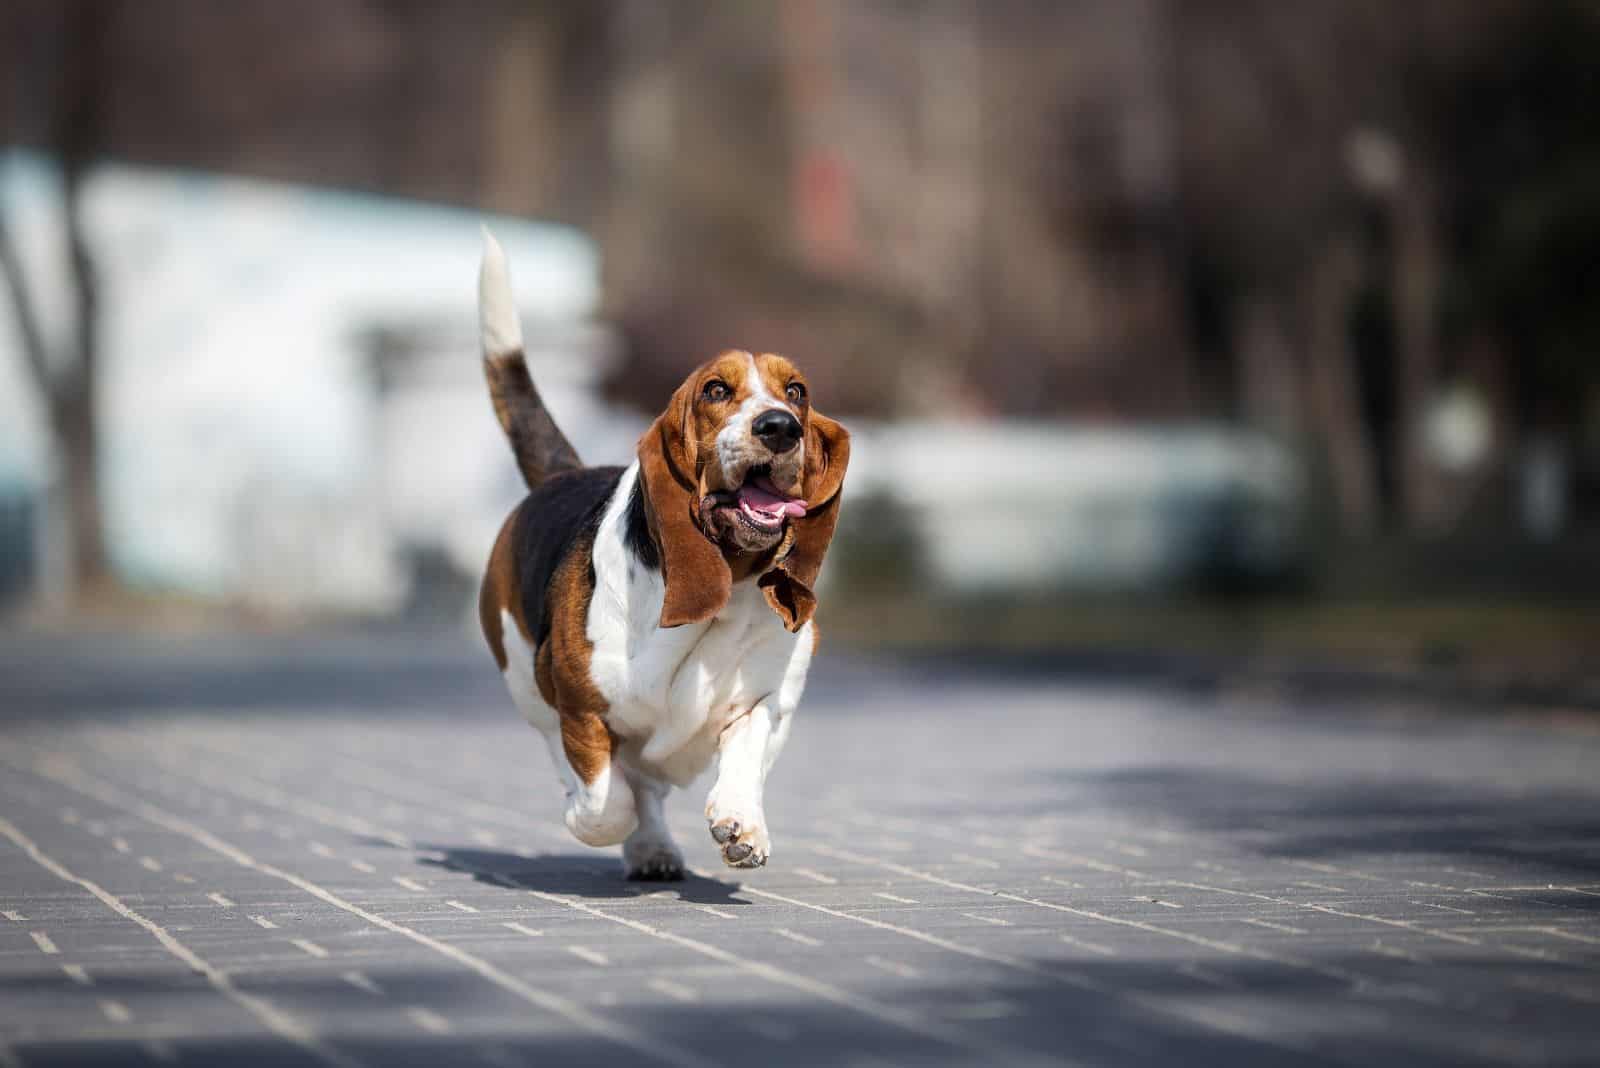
[752,409,803,453]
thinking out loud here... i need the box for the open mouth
[710,465,807,533]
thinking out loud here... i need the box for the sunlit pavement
[2,630,1598,1067]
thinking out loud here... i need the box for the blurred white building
[842,422,1304,594]
[0,153,627,613]
[1,153,1304,616]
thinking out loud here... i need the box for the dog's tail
[479,228,582,490]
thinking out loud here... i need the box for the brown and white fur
[475,232,849,879]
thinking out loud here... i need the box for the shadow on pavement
[5,950,1595,1068]
[1056,765,1600,884]
[415,846,751,906]
[0,629,504,722]
[17,625,1593,727]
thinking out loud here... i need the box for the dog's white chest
[585,463,814,785]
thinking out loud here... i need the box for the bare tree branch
[57,0,103,396]
[0,210,55,399]
[61,164,97,397]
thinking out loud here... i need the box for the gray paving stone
[1,630,1598,1066]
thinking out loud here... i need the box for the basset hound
[475,232,850,879]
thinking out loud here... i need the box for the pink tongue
[738,478,807,519]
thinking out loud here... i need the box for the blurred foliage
[1439,0,1600,420]
[825,590,1600,677]
[8,0,1600,620]
[824,491,926,595]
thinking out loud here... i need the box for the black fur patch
[624,471,660,570]
[513,466,624,647]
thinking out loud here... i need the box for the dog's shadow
[415,845,751,905]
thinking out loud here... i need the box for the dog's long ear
[638,382,733,627]
[760,410,850,632]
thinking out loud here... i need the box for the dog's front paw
[705,801,771,869]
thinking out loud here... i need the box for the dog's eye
[785,382,807,405]
[702,380,730,403]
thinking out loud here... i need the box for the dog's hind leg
[620,768,684,880]
[553,712,637,847]
[499,611,637,848]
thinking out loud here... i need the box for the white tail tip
[479,226,523,358]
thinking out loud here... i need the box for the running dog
[475,232,849,879]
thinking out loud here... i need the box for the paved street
[1,629,1598,1067]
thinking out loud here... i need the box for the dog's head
[638,350,850,632]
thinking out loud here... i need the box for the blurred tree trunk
[1303,237,1379,537]
[481,5,567,218]
[0,185,107,597]
[58,158,107,593]
[0,0,111,601]
[1392,169,1444,533]
[1235,294,1301,438]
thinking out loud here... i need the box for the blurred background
[2,0,1598,691]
